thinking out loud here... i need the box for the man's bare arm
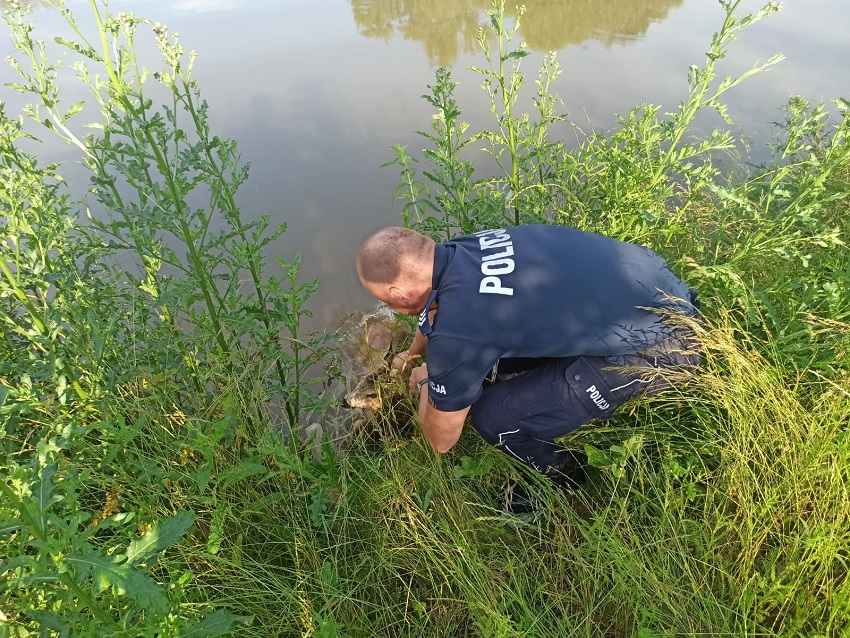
[410,363,469,453]
[392,308,435,371]
[408,327,428,358]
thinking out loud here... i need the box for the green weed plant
[379,0,849,635]
[1,0,848,636]
[1,0,335,634]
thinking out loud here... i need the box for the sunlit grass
[103,310,841,637]
[2,0,848,635]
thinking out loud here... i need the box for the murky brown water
[2,0,848,331]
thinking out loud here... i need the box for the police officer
[356,224,700,500]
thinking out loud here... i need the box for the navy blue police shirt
[418,225,697,412]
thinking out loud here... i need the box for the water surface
[2,0,848,329]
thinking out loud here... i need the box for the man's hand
[406,362,468,452]
[408,363,428,395]
[392,309,432,374]
[391,350,420,374]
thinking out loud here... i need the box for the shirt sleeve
[425,334,500,412]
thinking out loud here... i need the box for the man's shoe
[504,481,537,516]
[502,450,587,519]
[501,481,542,527]
[545,449,587,490]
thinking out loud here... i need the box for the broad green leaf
[453,455,494,478]
[0,521,23,536]
[244,492,287,515]
[320,559,338,591]
[584,444,612,468]
[207,503,226,555]
[65,101,85,118]
[308,489,328,528]
[505,50,530,61]
[231,532,243,567]
[421,199,442,213]
[0,386,8,407]
[125,510,195,565]
[179,609,253,637]
[28,610,70,637]
[622,435,644,459]
[217,461,268,489]
[67,552,168,614]
[35,464,57,524]
[1,555,34,577]
[195,463,212,494]
[53,36,98,59]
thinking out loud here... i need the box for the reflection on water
[351,0,683,66]
[3,0,847,330]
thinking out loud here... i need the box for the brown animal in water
[338,306,413,433]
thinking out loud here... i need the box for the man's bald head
[356,227,435,285]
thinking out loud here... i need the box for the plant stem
[0,481,118,628]
[176,79,291,396]
[88,0,233,366]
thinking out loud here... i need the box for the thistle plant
[1,1,334,634]
[0,88,252,638]
[385,0,566,239]
[472,1,565,225]
[4,0,331,427]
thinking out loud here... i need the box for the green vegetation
[2,0,848,636]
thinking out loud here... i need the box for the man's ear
[386,284,408,306]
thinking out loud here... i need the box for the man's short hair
[357,227,433,284]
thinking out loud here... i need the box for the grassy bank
[2,0,848,636]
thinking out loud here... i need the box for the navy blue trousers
[469,337,700,472]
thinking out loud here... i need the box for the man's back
[422,225,697,411]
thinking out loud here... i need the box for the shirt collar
[418,243,451,337]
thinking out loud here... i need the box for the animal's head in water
[341,370,416,440]
[338,306,413,425]
[342,375,382,411]
[339,307,411,378]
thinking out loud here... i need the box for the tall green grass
[1,0,330,634]
[76,313,846,636]
[1,0,848,636]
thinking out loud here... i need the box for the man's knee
[469,386,514,445]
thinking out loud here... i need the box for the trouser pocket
[564,356,654,421]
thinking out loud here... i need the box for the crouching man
[355,224,700,506]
